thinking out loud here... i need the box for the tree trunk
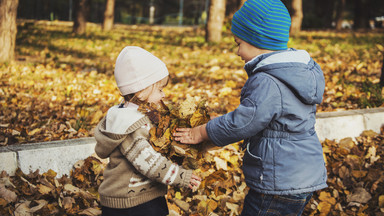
[380,55,384,88]
[353,0,369,30]
[290,0,303,36]
[0,0,19,63]
[102,0,115,31]
[335,0,346,30]
[73,0,89,34]
[206,0,226,43]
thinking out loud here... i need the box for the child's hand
[173,124,209,144]
[189,174,201,191]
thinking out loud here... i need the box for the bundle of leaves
[139,97,212,170]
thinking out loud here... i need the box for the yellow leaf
[376,44,384,52]
[317,201,332,215]
[28,128,41,136]
[43,169,57,179]
[91,160,103,175]
[190,103,210,128]
[90,110,104,124]
[152,128,171,149]
[175,191,182,200]
[229,155,239,167]
[214,156,228,171]
[379,195,384,208]
[318,191,336,205]
[225,80,237,88]
[226,202,239,215]
[178,97,196,118]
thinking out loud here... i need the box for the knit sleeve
[119,130,193,188]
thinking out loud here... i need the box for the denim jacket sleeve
[206,74,282,146]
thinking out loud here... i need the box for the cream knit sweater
[94,105,193,209]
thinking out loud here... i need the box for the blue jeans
[241,189,313,216]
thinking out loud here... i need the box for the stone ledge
[315,107,384,141]
[0,149,17,176]
[3,137,96,177]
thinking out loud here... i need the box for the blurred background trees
[14,0,384,30]
[1,0,383,62]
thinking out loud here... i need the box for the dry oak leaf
[14,201,32,216]
[37,184,53,195]
[29,199,48,213]
[0,184,17,203]
[62,196,75,210]
[346,187,372,204]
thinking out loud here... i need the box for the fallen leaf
[346,187,372,204]
[0,185,17,203]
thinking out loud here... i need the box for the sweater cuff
[179,169,193,188]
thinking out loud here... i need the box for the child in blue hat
[174,0,327,215]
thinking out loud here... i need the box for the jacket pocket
[242,143,263,183]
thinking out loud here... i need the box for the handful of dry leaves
[138,97,212,170]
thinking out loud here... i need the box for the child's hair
[123,76,169,103]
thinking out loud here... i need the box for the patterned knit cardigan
[94,116,193,208]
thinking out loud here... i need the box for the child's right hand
[173,124,209,144]
[189,174,201,190]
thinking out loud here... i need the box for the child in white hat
[94,46,201,216]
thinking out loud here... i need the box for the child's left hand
[189,174,201,191]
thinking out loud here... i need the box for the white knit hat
[114,46,169,95]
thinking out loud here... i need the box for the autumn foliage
[0,21,384,215]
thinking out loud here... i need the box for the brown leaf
[29,199,48,213]
[64,184,81,194]
[37,184,53,195]
[62,196,75,210]
[14,201,32,216]
[0,198,8,206]
[0,185,17,203]
[346,187,372,204]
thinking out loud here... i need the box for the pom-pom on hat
[114,46,169,95]
[231,0,291,50]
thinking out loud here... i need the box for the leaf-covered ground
[1,128,383,215]
[1,20,383,145]
[0,21,384,215]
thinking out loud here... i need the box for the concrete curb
[1,138,97,177]
[315,107,384,141]
[1,107,383,177]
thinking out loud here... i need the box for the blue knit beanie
[231,0,291,50]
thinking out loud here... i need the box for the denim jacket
[206,48,328,195]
